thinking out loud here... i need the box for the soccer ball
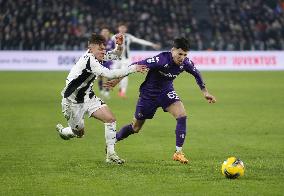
[221,157,245,179]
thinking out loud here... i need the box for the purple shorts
[135,89,181,120]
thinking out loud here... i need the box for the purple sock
[116,124,134,141]
[176,116,187,147]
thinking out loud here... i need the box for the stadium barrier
[0,51,283,71]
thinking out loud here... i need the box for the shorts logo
[137,112,143,118]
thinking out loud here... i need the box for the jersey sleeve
[89,57,136,78]
[184,59,206,90]
[133,53,166,69]
[128,34,155,47]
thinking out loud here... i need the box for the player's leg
[98,75,103,93]
[89,97,124,164]
[119,77,128,98]
[165,100,189,164]
[116,118,145,141]
[118,59,131,98]
[101,61,112,99]
[102,77,110,99]
[57,99,85,140]
[116,96,157,142]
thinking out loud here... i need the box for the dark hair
[173,37,190,51]
[88,33,106,45]
[100,25,110,31]
[118,22,127,27]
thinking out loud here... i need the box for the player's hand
[134,64,149,74]
[103,78,122,89]
[153,44,161,50]
[115,33,124,45]
[203,92,216,103]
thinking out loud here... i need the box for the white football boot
[56,124,70,140]
[106,152,125,164]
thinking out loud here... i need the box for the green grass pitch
[0,71,283,195]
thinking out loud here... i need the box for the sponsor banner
[0,51,283,71]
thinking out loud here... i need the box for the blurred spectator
[0,0,283,50]
[208,0,284,50]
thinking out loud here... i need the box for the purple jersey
[106,38,115,51]
[102,38,116,68]
[135,52,205,99]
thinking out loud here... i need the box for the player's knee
[104,117,116,123]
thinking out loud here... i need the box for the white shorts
[61,96,106,131]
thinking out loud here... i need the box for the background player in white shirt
[56,33,147,164]
[112,23,160,98]
[98,27,115,99]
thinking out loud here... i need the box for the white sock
[120,76,128,93]
[61,127,76,137]
[176,146,183,152]
[105,121,117,154]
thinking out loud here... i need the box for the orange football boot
[173,151,189,164]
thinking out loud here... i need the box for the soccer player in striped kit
[112,23,160,98]
[56,33,147,164]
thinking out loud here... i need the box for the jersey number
[146,57,159,63]
[167,91,179,99]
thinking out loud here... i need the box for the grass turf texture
[0,71,283,195]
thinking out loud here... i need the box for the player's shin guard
[175,116,187,151]
[105,121,117,154]
[116,124,134,141]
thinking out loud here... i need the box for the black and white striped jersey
[112,33,155,59]
[61,50,136,103]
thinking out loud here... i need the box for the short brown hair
[88,33,106,45]
[118,22,127,27]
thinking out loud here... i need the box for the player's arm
[90,57,147,79]
[185,59,216,103]
[135,53,166,69]
[104,34,124,61]
[103,54,164,89]
[103,77,123,90]
[129,34,160,49]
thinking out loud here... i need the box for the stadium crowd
[1,0,284,50]
[208,0,284,50]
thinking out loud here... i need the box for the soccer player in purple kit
[98,27,116,99]
[105,37,216,164]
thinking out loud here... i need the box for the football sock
[105,121,117,154]
[175,116,187,149]
[116,124,134,141]
[61,127,76,137]
[120,76,128,94]
[176,146,183,152]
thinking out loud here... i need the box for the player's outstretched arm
[202,88,216,103]
[130,34,161,50]
[93,59,148,79]
[103,64,148,89]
